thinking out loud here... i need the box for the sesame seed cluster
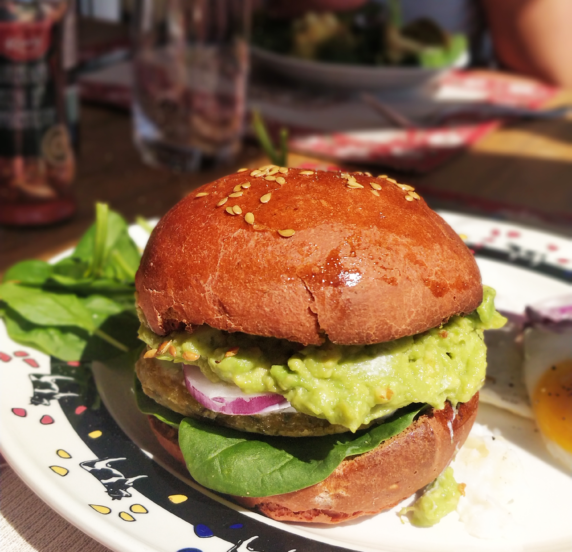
[193,165,420,239]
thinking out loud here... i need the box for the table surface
[2,65,572,551]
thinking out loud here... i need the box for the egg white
[523,326,572,471]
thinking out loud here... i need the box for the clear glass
[131,0,251,172]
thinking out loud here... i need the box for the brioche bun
[149,394,478,524]
[136,168,481,346]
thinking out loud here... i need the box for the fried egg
[481,313,533,419]
[523,314,572,472]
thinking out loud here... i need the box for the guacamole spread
[399,467,464,527]
[138,286,506,432]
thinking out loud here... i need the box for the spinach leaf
[0,283,137,354]
[73,206,140,281]
[0,203,143,362]
[0,282,97,329]
[48,273,135,295]
[135,376,185,428]
[175,406,423,497]
[2,304,89,360]
[2,260,53,285]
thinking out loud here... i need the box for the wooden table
[2,80,572,272]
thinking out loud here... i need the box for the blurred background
[1,0,572,270]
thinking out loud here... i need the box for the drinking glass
[131,0,251,172]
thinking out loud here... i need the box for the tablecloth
[0,455,110,552]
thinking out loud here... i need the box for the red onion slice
[183,365,290,415]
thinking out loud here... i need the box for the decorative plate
[1,212,571,552]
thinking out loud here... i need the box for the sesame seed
[398,183,415,191]
[157,341,172,355]
[245,212,255,224]
[347,182,364,189]
[252,224,263,230]
[300,170,314,175]
[267,166,279,175]
[409,191,420,200]
[370,182,382,190]
[143,348,157,359]
[459,234,468,241]
[217,197,229,207]
[265,175,276,181]
[341,172,350,179]
[168,345,177,357]
[405,195,415,202]
[183,351,200,361]
[371,189,380,197]
[195,192,209,198]
[278,229,295,237]
[225,347,240,357]
[386,177,397,184]
[232,205,242,215]
[229,191,243,198]
[237,168,248,173]
[355,171,363,175]
[260,193,272,203]
[378,174,388,178]
[364,172,372,177]
[233,184,242,192]
[259,165,274,171]
[241,182,251,189]
[250,170,262,177]
[279,167,288,174]
[276,176,286,185]
[226,206,236,215]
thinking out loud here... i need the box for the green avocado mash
[399,467,464,527]
[138,286,506,432]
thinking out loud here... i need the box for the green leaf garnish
[0,203,141,361]
[252,110,288,167]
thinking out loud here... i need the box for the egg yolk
[532,360,572,452]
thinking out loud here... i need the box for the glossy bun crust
[149,393,478,524]
[136,168,482,345]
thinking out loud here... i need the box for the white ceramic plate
[1,212,571,552]
[250,46,469,90]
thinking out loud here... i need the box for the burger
[134,166,506,524]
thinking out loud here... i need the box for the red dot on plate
[491,229,500,236]
[75,405,87,415]
[0,352,11,363]
[547,244,559,251]
[23,358,40,368]
[14,351,29,357]
[557,258,569,265]
[67,361,80,367]
[507,230,521,238]
[40,415,54,425]
[12,408,27,417]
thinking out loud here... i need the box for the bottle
[0,0,76,226]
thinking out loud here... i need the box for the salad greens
[0,204,143,362]
[252,2,466,69]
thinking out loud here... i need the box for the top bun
[136,167,482,345]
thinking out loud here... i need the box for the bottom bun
[148,394,478,524]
